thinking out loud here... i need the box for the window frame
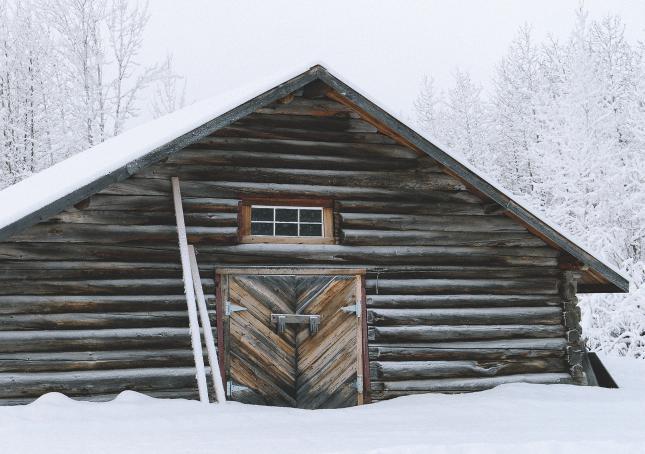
[238,198,335,244]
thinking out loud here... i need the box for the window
[251,206,324,237]
[239,200,334,244]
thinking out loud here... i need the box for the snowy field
[0,357,643,454]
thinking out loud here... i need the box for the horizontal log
[135,165,458,192]
[370,358,567,380]
[367,307,563,326]
[184,136,420,161]
[365,278,559,295]
[214,125,391,144]
[0,349,197,372]
[190,244,560,267]
[9,224,237,245]
[0,328,194,352]
[235,112,378,133]
[0,311,215,330]
[342,229,546,247]
[368,338,568,361]
[255,96,359,118]
[335,199,491,214]
[365,267,561,280]
[166,148,418,171]
[50,210,237,227]
[370,372,573,394]
[101,179,446,202]
[0,366,203,398]
[367,294,563,308]
[369,325,566,342]
[340,212,528,232]
[0,243,560,266]
[75,195,238,212]
[0,295,209,314]
[0,261,183,280]
[0,278,213,296]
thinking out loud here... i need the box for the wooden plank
[365,278,559,295]
[215,267,366,276]
[370,372,573,395]
[342,229,546,247]
[367,307,563,326]
[367,294,562,309]
[0,328,194,353]
[368,338,568,361]
[340,212,528,233]
[188,245,226,403]
[10,224,237,244]
[0,295,199,315]
[370,358,567,380]
[171,177,208,403]
[0,367,206,398]
[369,325,566,342]
[0,349,196,372]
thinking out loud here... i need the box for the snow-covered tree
[415,7,645,358]
[0,0,184,188]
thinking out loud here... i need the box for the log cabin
[0,65,629,407]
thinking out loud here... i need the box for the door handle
[270,314,321,335]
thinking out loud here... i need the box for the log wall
[0,84,578,404]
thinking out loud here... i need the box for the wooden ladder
[172,176,226,404]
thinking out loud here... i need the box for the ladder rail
[188,244,227,403]
[171,177,209,403]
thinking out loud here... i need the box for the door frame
[214,267,371,404]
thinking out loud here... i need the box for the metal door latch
[341,300,361,317]
[271,314,321,335]
[225,301,248,316]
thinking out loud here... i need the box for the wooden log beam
[370,358,567,380]
[9,224,238,245]
[0,295,201,315]
[367,307,563,326]
[0,328,195,353]
[102,179,446,202]
[0,367,204,398]
[365,278,559,295]
[136,165,457,192]
[167,148,418,171]
[0,243,560,267]
[342,229,546,247]
[0,278,214,296]
[0,349,197,372]
[369,324,566,342]
[367,294,563,309]
[368,338,568,361]
[0,311,214,330]
[184,136,420,161]
[370,372,573,394]
[336,199,491,215]
[340,212,528,232]
[74,195,239,212]
[255,97,358,117]
[50,210,237,227]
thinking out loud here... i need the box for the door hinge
[227,380,251,397]
[225,301,248,316]
[356,375,364,392]
[341,300,361,317]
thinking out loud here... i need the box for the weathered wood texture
[0,88,571,404]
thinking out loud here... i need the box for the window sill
[240,235,336,245]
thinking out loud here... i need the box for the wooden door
[217,270,365,409]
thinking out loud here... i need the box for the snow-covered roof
[0,64,629,293]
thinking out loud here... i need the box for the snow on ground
[0,357,643,454]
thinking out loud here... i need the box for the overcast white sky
[142,0,645,121]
